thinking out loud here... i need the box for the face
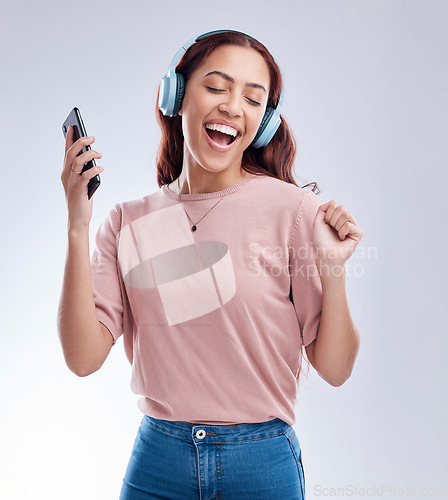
[178,45,271,175]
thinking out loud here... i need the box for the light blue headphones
[158,29,284,149]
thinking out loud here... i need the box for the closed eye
[206,87,261,106]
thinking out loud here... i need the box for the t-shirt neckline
[162,173,264,201]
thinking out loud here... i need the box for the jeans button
[196,429,206,439]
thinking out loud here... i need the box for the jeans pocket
[284,427,306,499]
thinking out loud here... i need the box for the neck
[174,167,250,195]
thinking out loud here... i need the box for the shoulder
[296,189,325,223]
[252,174,324,215]
[117,188,162,212]
[112,189,166,228]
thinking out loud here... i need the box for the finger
[314,200,333,223]
[65,136,96,171]
[329,205,347,229]
[332,208,356,231]
[70,166,103,189]
[338,221,352,240]
[82,165,104,181]
[64,125,74,155]
[71,148,102,173]
[340,214,357,228]
[72,136,95,158]
[338,220,363,241]
[319,200,333,211]
[323,200,337,224]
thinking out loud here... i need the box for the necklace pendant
[191,225,197,232]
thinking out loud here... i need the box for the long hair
[155,31,319,381]
[154,31,320,196]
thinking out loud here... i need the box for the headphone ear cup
[172,73,185,116]
[251,106,274,148]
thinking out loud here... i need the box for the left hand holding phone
[61,125,104,231]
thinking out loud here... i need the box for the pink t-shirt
[90,173,323,426]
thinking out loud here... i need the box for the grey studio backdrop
[1,1,446,499]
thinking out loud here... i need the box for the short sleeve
[90,205,124,345]
[288,190,324,347]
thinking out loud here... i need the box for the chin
[202,153,242,171]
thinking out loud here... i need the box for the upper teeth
[205,123,238,138]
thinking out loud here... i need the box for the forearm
[57,225,111,377]
[312,263,360,386]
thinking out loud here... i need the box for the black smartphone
[62,107,100,199]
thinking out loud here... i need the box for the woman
[59,30,362,499]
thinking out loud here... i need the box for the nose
[218,93,242,117]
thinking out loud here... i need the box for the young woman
[59,29,362,500]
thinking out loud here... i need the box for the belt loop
[285,425,294,441]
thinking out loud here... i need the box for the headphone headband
[158,29,284,148]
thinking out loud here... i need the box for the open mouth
[203,124,242,153]
[205,127,238,146]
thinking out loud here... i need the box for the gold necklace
[177,171,248,232]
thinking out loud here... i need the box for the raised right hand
[61,125,104,230]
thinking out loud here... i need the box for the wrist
[67,222,89,240]
[315,259,347,281]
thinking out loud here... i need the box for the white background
[1,0,446,498]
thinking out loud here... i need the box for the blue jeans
[119,415,306,499]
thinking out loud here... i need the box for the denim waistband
[144,415,292,443]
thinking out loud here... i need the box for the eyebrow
[203,71,267,94]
